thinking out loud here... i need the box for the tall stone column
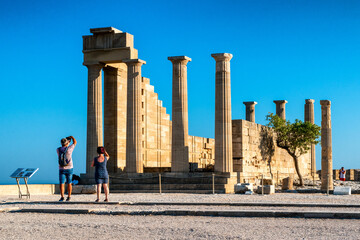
[305,99,316,176]
[273,100,287,120]
[86,64,104,176]
[320,100,333,191]
[212,53,233,173]
[124,59,146,173]
[104,64,127,174]
[168,56,191,172]
[243,101,257,122]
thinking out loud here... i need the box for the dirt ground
[1,193,360,240]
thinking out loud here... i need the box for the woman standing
[340,167,346,181]
[91,146,110,202]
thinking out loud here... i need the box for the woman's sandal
[95,199,100,202]
[104,199,109,202]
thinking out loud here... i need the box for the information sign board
[10,168,38,178]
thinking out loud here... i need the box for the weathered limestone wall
[188,136,215,168]
[142,77,172,168]
[141,77,215,170]
[232,119,311,182]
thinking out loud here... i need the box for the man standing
[57,136,77,201]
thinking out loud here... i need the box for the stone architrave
[273,100,287,120]
[305,99,316,176]
[243,101,257,122]
[124,59,146,173]
[212,53,233,173]
[168,56,192,172]
[320,100,333,191]
[85,64,104,176]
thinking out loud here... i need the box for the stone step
[110,177,229,185]
[110,189,225,194]
[109,183,227,191]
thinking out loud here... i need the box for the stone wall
[188,136,215,168]
[113,76,215,171]
[232,119,311,183]
[142,77,172,168]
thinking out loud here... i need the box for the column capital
[211,53,233,61]
[273,100,288,104]
[320,100,331,106]
[305,99,315,104]
[123,59,146,66]
[168,56,192,64]
[243,101,257,106]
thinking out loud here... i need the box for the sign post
[10,168,39,199]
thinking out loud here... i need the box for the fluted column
[86,64,104,176]
[212,53,233,173]
[168,56,191,172]
[243,101,257,122]
[274,100,287,120]
[124,59,146,173]
[320,100,333,191]
[305,99,316,176]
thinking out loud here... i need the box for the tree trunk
[276,141,304,186]
[288,151,304,186]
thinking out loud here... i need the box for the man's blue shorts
[59,168,73,184]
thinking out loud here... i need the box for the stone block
[234,183,253,194]
[257,185,275,194]
[242,128,249,136]
[346,169,355,181]
[261,178,273,185]
[282,177,293,190]
[80,185,97,194]
[333,187,351,195]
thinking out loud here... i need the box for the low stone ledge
[8,208,360,219]
[54,185,97,194]
[12,208,106,214]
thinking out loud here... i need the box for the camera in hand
[66,136,72,141]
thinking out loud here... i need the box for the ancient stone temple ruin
[80,27,332,193]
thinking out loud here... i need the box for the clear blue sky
[1,0,359,184]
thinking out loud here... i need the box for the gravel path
[1,213,360,240]
[1,193,360,239]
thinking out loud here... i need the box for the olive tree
[266,113,321,186]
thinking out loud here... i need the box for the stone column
[304,99,316,176]
[243,101,257,122]
[86,64,104,176]
[320,100,333,191]
[168,56,191,172]
[104,64,127,174]
[124,59,146,173]
[273,100,287,120]
[212,53,233,173]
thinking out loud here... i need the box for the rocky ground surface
[1,212,360,240]
[1,192,360,239]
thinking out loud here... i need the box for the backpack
[58,147,69,167]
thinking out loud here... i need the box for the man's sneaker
[59,197,64,202]
[66,197,71,202]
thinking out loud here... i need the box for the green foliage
[266,113,321,157]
